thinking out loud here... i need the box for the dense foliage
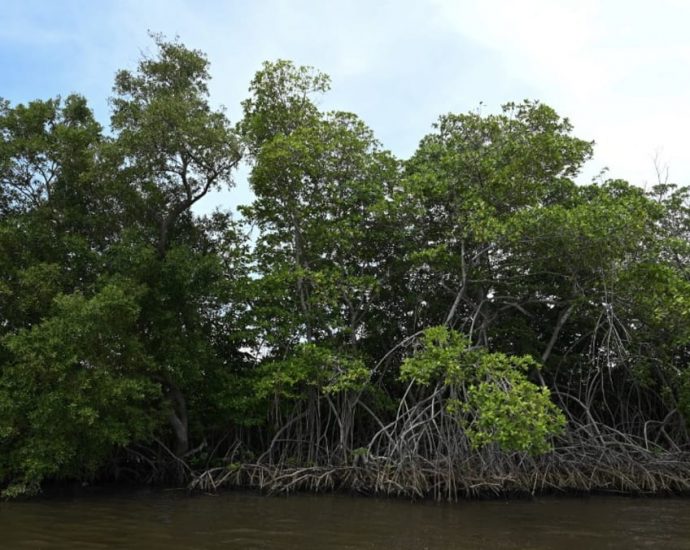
[1,37,689,498]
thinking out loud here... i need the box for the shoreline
[16,473,690,504]
[189,449,690,501]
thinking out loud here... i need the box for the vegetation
[1,36,689,499]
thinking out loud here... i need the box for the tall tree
[241,61,405,461]
[109,35,243,455]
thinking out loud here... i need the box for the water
[1,489,689,549]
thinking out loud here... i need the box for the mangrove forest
[1,36,690,499]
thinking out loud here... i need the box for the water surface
[1,489,689,549]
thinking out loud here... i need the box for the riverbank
[190,440,690,500]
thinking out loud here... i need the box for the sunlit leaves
[402,327,565,454]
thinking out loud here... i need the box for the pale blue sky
[2,0,689,213]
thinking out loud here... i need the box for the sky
[2,0,689,213]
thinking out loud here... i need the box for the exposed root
[190,429,690,500]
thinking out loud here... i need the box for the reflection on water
[1,489,689,549]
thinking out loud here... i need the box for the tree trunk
[167,383,189,456]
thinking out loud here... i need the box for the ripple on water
[2,492,690,549]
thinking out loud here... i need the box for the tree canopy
[1,37,689,498]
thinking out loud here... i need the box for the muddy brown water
[1,489,689,549]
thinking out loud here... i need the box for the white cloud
[5,0,690,202]
[432,0,690,186]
